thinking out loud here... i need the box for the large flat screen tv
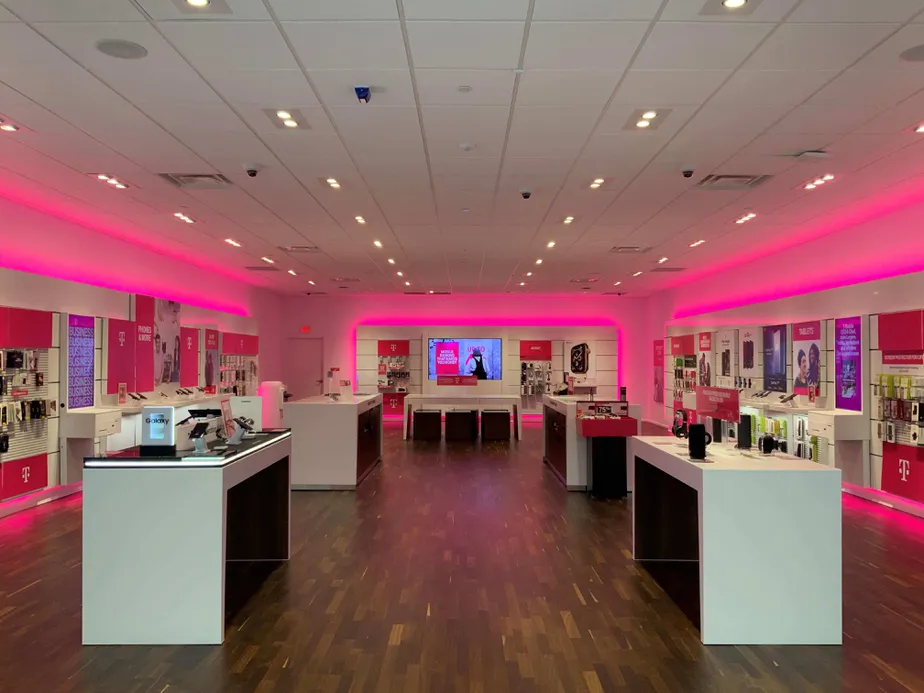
[428,338,502,380]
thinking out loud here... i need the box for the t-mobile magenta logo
[186,336,192,350]
[118,331,126,347]
[390,344,397,352]
[21,466,30,483]
[900,459,911,482]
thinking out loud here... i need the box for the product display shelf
[219,354,258,397]
[110,394,225,417]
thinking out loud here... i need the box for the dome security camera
[520,189,532,200]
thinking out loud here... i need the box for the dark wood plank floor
[1,422,924,692]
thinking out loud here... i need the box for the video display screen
[428,338,502,380]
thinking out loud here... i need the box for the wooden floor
[2,423,924,692]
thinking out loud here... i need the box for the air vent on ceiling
[281,245,321,253]
[244,266,280,272]
[650,266,686,273]
[430,290,451,295]
[696,174,772,191]
[332,277,360,283]
[609,246,651,254]
[569,276,600,283]
[159,173,233,190]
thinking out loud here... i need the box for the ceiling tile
[709,69,839,107]
[634,22,774,70]
[282,21,408,70]
[160,21,297,71]
[422,105,510,158]
[517,70,624,106]
[403,0,529,20]
[267,0,397,20]
[3,0,145,21]
[533,0,662,20]
[744,23,900,70]
[205,68,319,106]
[309,69,414,106]
[612,69,732,106]
[771,102,889,135]
[415,69,516,105]
[407,21,524,69]
[788,0,924,23]
[808,69,924,107]
[523,21,648,70]
[0,5,17,21]
[854,24,924,70]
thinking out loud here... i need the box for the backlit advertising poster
[763,324,788,392]
[792,321,823,396]
[154,299,182,386]
[204,329,219,394]
[696,332,712,386]
[428,338,502,380]
[715,330,737,387]
[835,317,862,411]
[738,328,761,381]
[653,339,664,404]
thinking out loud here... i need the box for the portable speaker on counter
[711,418,723,443]
[688,423,712,460]
[737,414,752,450]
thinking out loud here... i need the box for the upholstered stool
[413,409,442,441]
[481,410,511,441]
[445,409,478,442]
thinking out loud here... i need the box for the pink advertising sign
[180,326,199,388]
[882,442,924,504]
[135,295,155,392]
[437,375,478,386]
[106,318,136,394]
[834,317,862,411]
[695,386,740,423]
[434,341,460,375]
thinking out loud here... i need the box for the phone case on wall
[570,343,590,374]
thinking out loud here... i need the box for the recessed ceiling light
[287,269,297,276]
[387,258,395,264]
[804,183,816,190]
[326,178,340,189]
[519,282,525,286]
[526,272,532,277]
[589,183,601,189]
[458,85,473,93]
[224,238,241,247]
[373,240,382,248]
[823,174,835,181]
[276,110,292,120]
[563,216,574,224]
[723,0,746,7]
[429,290,434,294]
[173,212,195,224]
[187,0,209,6]
[535,259,543,265]
[658,257,668,263]
[357,217,367,224]
[405,281,411,286]
[735,212,757,224]
[261,256,275,264]
[689,240,705,247]
[636,120,650,128]
[641,111,657,120]
[547,241,556,248]
[114,183,126,189]
[283,119,298,128]
[632,271,643,277]
[0,124,20,132]
[308,280,316,285]
[397,271,403,277]
[96,174,109,180]
[614,281,621,286]
[593,178,605,184]
[916,124,924,133]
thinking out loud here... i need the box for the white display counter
[629,436,842,645]
[403,394,523,440]
[285,393,383,489]
[542,395,642,490]
[82,430,292,645]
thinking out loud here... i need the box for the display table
[581,416,638,499]
[629,436,842,645]
[542,395,641,490]
[403,394,522,440]
[284,393,383,489]
[82,430,292,645]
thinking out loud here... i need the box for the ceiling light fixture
[429,290,435,294]
[326,178,340,189]
[405,281,411,286]
[804,174,835,190]
[735,212,757,224]
[519,282,525,286]
[261,256,275,264]
[276,110,292,120]
[632,271,643,277]
[224,238,241,247]
[357,216,367,224]
[387,258,395,264]
[173,212,195,224]
[287,269,297,276]
[723,0,747,7]
[187,0,210,6]
[593,178,605,184]
[0,123,20,132]
[283,119,298,128]
[547,241,556,248]
[589,183,601,189]
[373,240,382,248]
[535,259,543,265]
[397,271,403,277]
[641,111,657,120]
[658,257,668,264]
[308,280,316,285]
[916,124,924,133]
[526,272,532,277]
[563,216,574,224]
[689,239,706,247]
[636,120,651,128]
[92,174,130,189]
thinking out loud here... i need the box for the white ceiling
[1,0,924,295]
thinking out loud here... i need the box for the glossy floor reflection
[0,422,922,692]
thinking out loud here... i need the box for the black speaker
[737,414,752,450]
[711,417,723,443]
[688,423,712,460]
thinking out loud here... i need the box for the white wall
[280,294,647,408]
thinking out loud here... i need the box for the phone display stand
[227,424,247,445]
[193,437,208,454]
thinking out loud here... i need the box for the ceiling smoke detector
[96,39,148,60]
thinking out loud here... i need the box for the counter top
[405,394,520,401]
[288,393,381,406]
[636,436,836,473]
